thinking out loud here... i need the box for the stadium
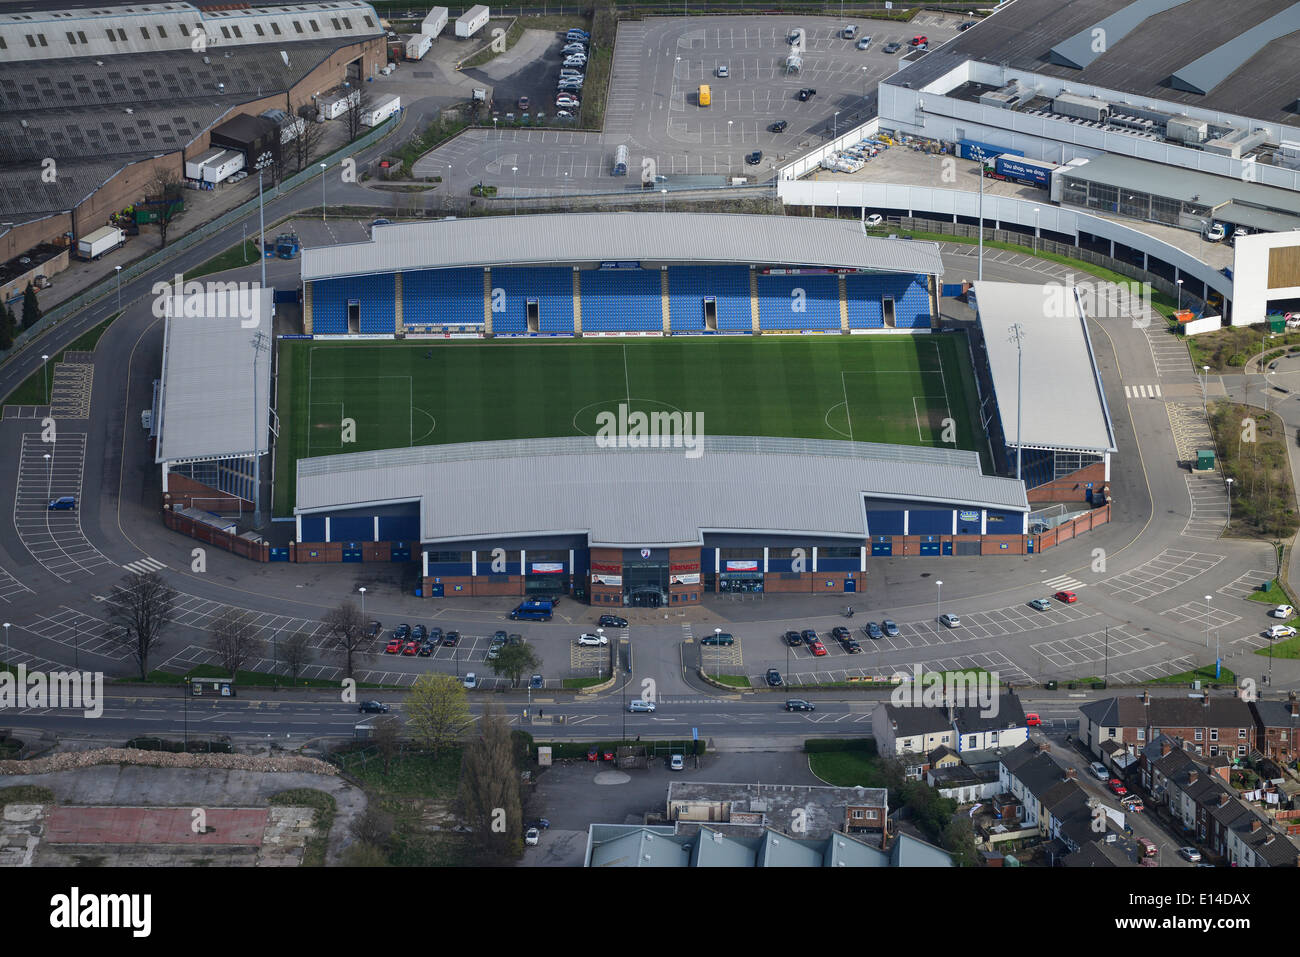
[155,212,1114,605]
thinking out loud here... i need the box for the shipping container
[77,226,125,260]
[988,154,1057,188]
[406,33,432,60]
[956,139,1020,162]
[455,4,489,37]
[423,6,448,37]
[318,87,361,120]
[184,146,227,181]
[362,94,401,127]
[200,149,245,184]
[612,144,628,175]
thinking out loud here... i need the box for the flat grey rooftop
[300,212,947,280]
[295,435,1028,547]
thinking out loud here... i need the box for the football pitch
[273,335,987,514]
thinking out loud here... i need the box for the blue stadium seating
[579,269,662,332]
[846,274,931,330]
[403,268,484,328]
[757,274,840,330]
[667,266,751,332]
[490,267,576,334]
[1017,448,1055,490]
[312,274,397,334]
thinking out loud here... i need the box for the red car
[1025,712,1042,727]
[602,749,615,762]
[1108,778,1128,796]
[1054,590,1078,604]
[809,640,828,657]
[587,747,598,762]
[384,638,402,654]
[911,34,928,45]
[402,641,419,656]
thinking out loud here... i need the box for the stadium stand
[403,268,485,328]
[757,274,841,330]
[312,274,396,334]
[490,267,575,334]
[667,266,751,332]
[579,269,663,332]
[845,274,932,329]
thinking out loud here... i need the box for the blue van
[509,600,553,621]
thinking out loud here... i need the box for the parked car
[428,627,443,643]
[745,150,763,165]
[801,629,818,644]
[508,633,524,645]
[1271,604,1294,619]
[831,626,851,640]
[856,35,872,50]
[566,28,589,40]
[959,19,977,30]
[556,95,581,109]
[939,613,961,628]
[402,641,418,656]
[599,614,628,627]
[443,631,460,647]
[1025,712,1042,726]
[769,119,788,133]
[393,624,411,640]
[1054,590,1078,604]
[766,669,784,687]
[865,621,883,639]
[492,630,508,645]
[576,633,608,646]
[1029,597,1052,611]
[418,643,434,657]
[525,827,540,846]
[463,673,477,689]
[1179,846,1202,863]
[716,64,729,77]
[844,640,862,654]
[1203,222,1226,242]
[910,34,928,46]
[882,41,901,53]
[808,640,827,657]
[412,624,427,642]
[797,88,817,101]
[670,753,685,770]
[865,213,883,227]
[526,818,551,830]
[628,699,656,712]
[785,699,815,711]
[530,674,544,689]
[841,24,857,38]
[1266,624,1297,639]
[1090,762,1109,780]
[881,620,899,637]
[365,621,383,639]
[384,638,402,654]
[517,96,530,111]
[701,632,735,645]
[1108,777,1128,796]
[785,630,802,646]
[358,700,388,714]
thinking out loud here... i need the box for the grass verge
[0,785,55,808]
[1257,634,1300,659]
[184,240,264,282]
[578,7,616,130]
[708,674,751,688]
[461,19,525,69]
[2,313,117,406]
[1146,664,1236,685]
[137,662,390,690]
[269,788,336,867]
[396,116,470,179]
[1187,326,1300,374]
[563,675,607,689]
[809,750,892,788]
[333,746,463,799]
[1208,401,1299,541]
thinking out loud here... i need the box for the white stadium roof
[300,212,947,281]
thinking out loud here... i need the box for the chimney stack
[1218,793,1230,808]
[1203,692,1211,709]
[1252,819,1263,832]
[1064,767,1076,780]
[1161,739,1172,757]
[1290,692,1299,718]
[1143,690,1151,706]
[1189,771,1199,784]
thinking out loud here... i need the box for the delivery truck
[984,154,1056,188]
[406,32,432,60]
[361,93,401,127]
[455,4,489,37]
[423,6,448,38]
[77,225,126,260]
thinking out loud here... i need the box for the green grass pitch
[273,335,988,514]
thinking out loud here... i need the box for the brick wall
[1037,505,1111,550]
[164,472,249,512]
[164,509,267,561]
[1026,461,1107,504]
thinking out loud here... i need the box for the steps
[749,268,760,332]
[661,269,671,333]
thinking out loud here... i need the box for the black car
[865,622,884,639]
[766,669,784,688]
[443,631,461,647]
[493,629,508,643]
[701,632,735,646]
[394,623,411,640]
[508,633,525,645]
[785,630,802,646]
[530,674,544,689]
[412,624,427,642]
[785,699,814,711]
[882,41,901,53]
[797,88,817,101]
[417,643,434,657]
[526,818,551,830]
[769,120,788,133]
[599,614,628,627]
[831,626,850,640]
[358,700,389,714]
[365,621,383,639]
[959,19,977,30]
[429,626,443,643]
[844,640,863,654]
[745,150,763,165]
[800,629,818,644]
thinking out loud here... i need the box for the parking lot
[1098,548,1223,603]
[13,432,115,581]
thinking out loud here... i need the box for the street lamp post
[972,147,987,280]
[43,452,51,501]
[1033,207,1040,254]
[1009,324,1025,480]
[250,331,268,528]
[728,118,733,148]
[358,586,366,615]
[1202,365,1210,417]
[1205,595,1212,648]
[714,627,722,679]
[319,162,327,221]
[1176,278,1183,313]
[833,110,840,141]
[255,150,274,288]
[114,266,122,312]
[183,675,190,748]
[2,622,8,669]
[512,166,519,215]
[41,353,49,404]
[661,187,668,212]
[1226,477,1234,522]
[935,580,943,638]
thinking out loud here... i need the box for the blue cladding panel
[378,515,420,541]
[579,269,662,332]
[908,509,954,534]
[985,509,1023,532]
[491,267,575,333]
[427,562,473,575]
[819,557,861,571]
[331,516,374,541]
[300,515,327,541]
[757,275,840,330]
[866,510,905,535]
[667,266,751,331]
[403,268,484,326]
[845,274,931,329]
[311,275,397,334]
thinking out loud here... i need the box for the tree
[490,642,541,688]
[21,282,41,330]
[343,88,370,144]
[281,631,313,683]
[406,672,473,758]
[941,815,979,867]
[458,703,522,861]
[341,841,389,866]
[320,599,367,679]
[147,168,185,248]
[292,105,326,175]
[371,715,402,775]
[349,805,395,848]
[0,301,14,350]
[105,571,177,679]
[208,607,264,677]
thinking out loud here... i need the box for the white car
[1204,222,1226,242]
[576,633,608,646]
[716,64,729,77]
[463,672,477,689]
[1266,624,1297,639]
[556,95,580,109]
[670,754,684,770]
[525,827,540,846]
[1271,604,1294,619]
[1090,762,1109,780]
[865,213,883,227]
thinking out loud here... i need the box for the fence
[164,508,269,562]
[0,115,400,371]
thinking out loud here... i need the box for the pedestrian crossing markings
[122,557,166,575]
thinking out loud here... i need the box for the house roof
[953,692,1027,734]
[878,702,954,739]
[1080,693,1254,729]
[1252,698,1300,729]
[890,831,956,867]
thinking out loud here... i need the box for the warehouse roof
[886,0,1300,125]
[155,289,273,464]
[295,435,1027,547]
[1059,155,1300,223]
[300,213,946,280]
[974,281,1117,455]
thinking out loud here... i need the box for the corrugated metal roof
[300,213,946,281]
[974,281,1117,454]
[1050,0,1194,70]
[155,289,273,463]
[295,435,1027,546]
[1171,3,1300,94]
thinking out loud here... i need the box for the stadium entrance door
[882,297,895,328]
[623,559,668,607]
[526,298,540,333]
[347,299,361,333]
[703,296,718,332]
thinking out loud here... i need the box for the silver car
[938,613,961,628]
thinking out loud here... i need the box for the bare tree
[320,599,367,679]
[406,673,473,758]
[147,166,185,249]
[281,631,313,683]
[208,608,264,677]
[105,571,177,679]
[458,703,523,861]
[292,105,326,175]
[371,715,402,775]
[343,88,370,144]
